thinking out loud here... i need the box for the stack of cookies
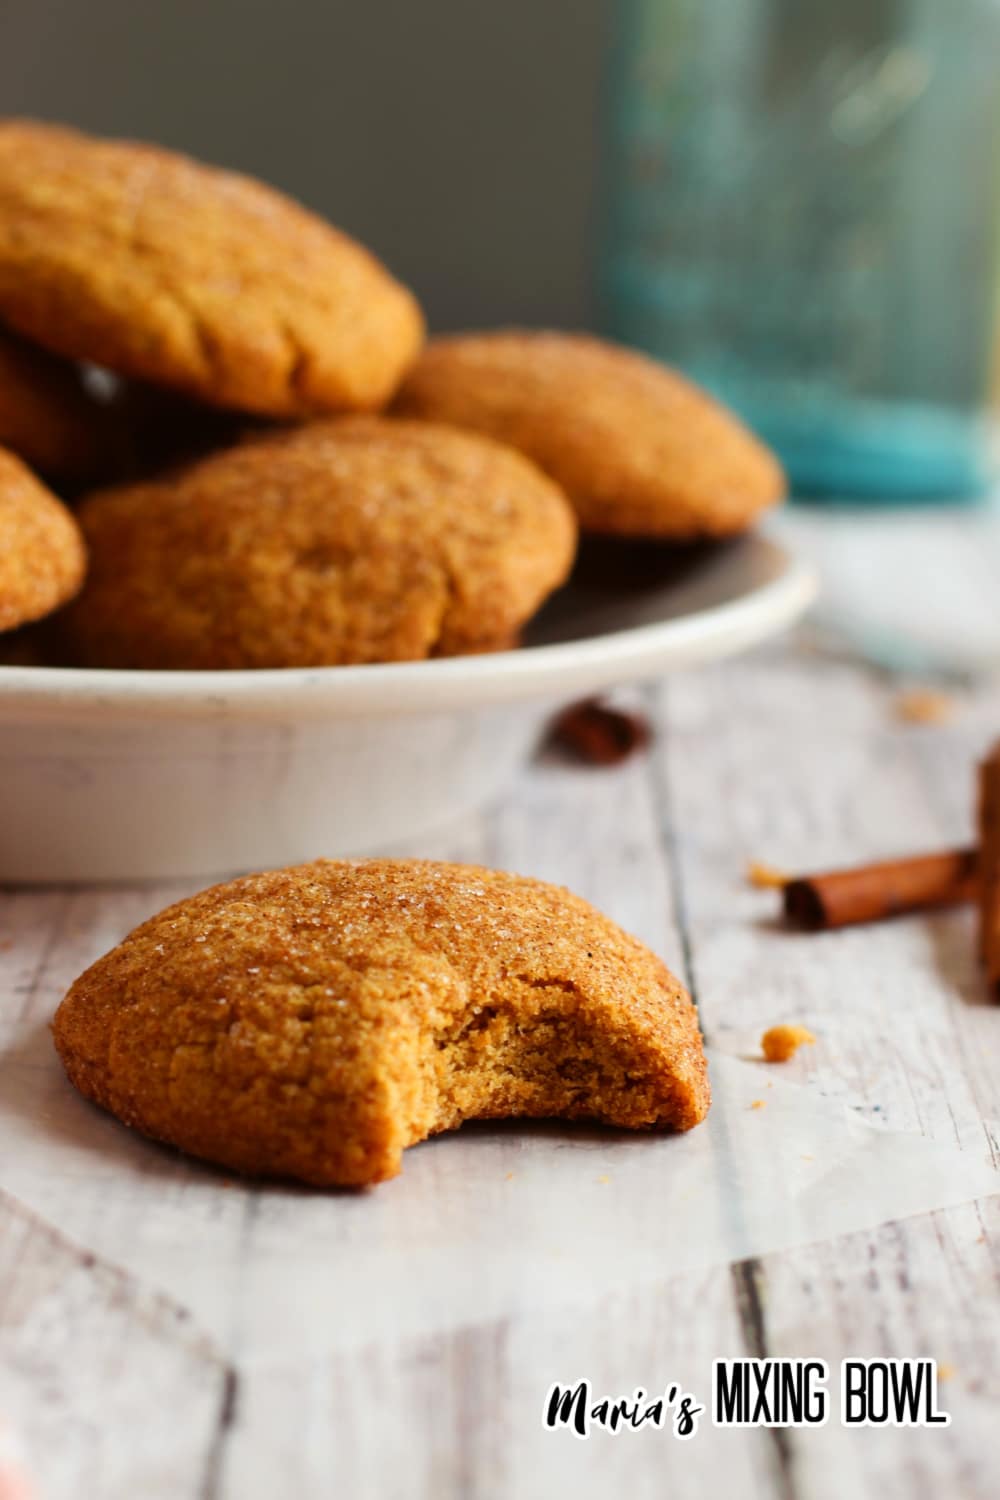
[0,124,728,1185]
[0,119,785,670]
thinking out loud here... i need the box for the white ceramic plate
[0,533,816,882]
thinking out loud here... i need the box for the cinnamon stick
[782,847,978,931]
[977,742,1000,992]
[550,699,651,766]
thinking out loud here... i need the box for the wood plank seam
[198,1368,240,1500]
[650,680,806,1500]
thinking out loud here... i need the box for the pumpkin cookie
[52,859,711,1186]
[0,324,114,483]
[0,445,86,632]
[64,417,576,669]
[394,330,785,538]
[0,120,424,417]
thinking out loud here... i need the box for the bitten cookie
[0,324,113,483]
[0,120,424,417]
[63,417,577,669]
[52,859,711,1186]
[394,330,786,538]
[0,445,86,632]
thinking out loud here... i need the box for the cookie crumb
[750,1099,766,1111]
[894,688,956,725]
[747,860,789,889]
[761,1024,816,1062]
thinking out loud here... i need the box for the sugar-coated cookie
[64,417,577,669]
[394,330,785,538]
[52,859,710,1186]
[0,445,86,632]
[0,120,424,417]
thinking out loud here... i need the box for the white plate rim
[0,536,817,723]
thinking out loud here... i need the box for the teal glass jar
[600,0,1000,500]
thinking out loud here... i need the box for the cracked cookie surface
[0,120,424,417]
[394,330,785,538]
[52,858,711,1186]
[0,444,87,631]
[63,417,577,668]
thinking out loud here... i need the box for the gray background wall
[1,0,612,332]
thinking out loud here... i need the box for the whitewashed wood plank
[216,1268,781,1500]
[649,624,1000,1500]
[652,650,1000,1146]
[485,690,683,962]
[2,509,1000,1498]
[774,500,1000,667]
[0,1188,227,1500]
[752,1202,1000,1500]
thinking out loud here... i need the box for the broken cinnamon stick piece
[977,742,1000,992]
[783,847,977,931]
[549,699,651,766]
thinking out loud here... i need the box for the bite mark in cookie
[52,859,711,1186]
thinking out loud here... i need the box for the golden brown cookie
[0,324,114,483]
[52,859,711,1186]
[0,120,424,417]
[394,330,786,538]
[63,417,577,669]
[0,445,86,632]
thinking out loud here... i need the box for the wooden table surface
[2,503,999,1500]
